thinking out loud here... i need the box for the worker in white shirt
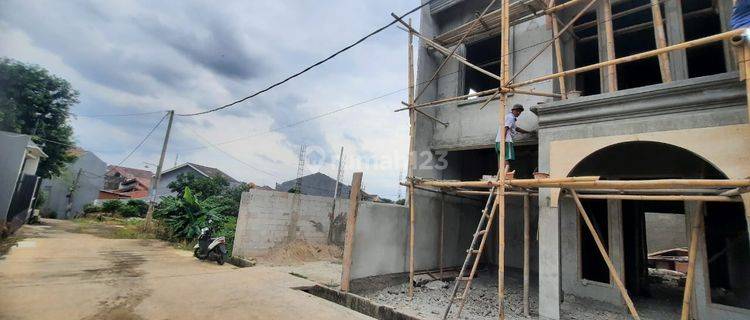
[495,104,532,171]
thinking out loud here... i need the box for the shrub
[125,199,148,217]
[117,205,140,218]
[101,200,123,213]
[83,203,102,214]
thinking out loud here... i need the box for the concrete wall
[645,213,687,252]
[232,189,348,257]
[41,151,106,219]
[0,132,30,232]
[155,166,196,198]
[537,73,750,318]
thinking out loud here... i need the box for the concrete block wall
[232,189,348,257]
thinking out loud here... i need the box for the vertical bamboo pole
[406,18,417,300]
[744,44,750,123]
[570,190,640,320]
[340,172,363,292]
[498,0,511,318]
[522,193,530,317]
[408,181,416,299]
[602,0,618,92]
[549,1,568,99]
[650,0,672,82]
[439,193,445,279]
[681,203,703,320]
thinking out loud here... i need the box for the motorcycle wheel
[216,251,225,265]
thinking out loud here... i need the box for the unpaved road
[0,219,371,320]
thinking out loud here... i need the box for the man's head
[511,104,524,117]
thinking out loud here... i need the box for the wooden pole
[522,193,530,317]
[650,0,672,82]
[602,0,618,92]
[498,0,510,318]
[340,172,363,292]
[509,29,744,89]
[570,190,640,320]
[408,181,416,299]
[146,110,174,226]
[681,203,703,320]
[549,0,568,99]
[744,42,750,123]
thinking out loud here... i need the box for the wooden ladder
[442,186,499,319]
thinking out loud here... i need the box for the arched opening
[566,141,750,313]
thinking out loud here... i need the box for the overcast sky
[0,0,421,199]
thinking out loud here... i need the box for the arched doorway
[565,141,750,315]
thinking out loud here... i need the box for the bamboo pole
[498,0,511,317]
[601,0,618,92]
[574,1,660,31]
[418,177,750,189]
[549,0,567,99]
[392,17,504,82]
[340,172,363,292]
[408,181,416,299]
[454,190,741,202]
[744,41,750,124]
[570,190,640,320]
[439,193,445,280]
[395,87,561,113]
[522,193,530,317]
[650,0,672,82]
[546,0,591,13]
[509,29,745,88]
[681,203,703,320]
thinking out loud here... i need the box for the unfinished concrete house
[336,0,750,319]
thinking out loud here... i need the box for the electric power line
[176,0,436,117]
[116,112,169,167]
[72,111,168,118]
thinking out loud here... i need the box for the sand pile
[260,240,342,265]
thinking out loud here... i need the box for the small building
[40,148,106,219]
[0,131,47,236]
[155,162,240,197]
[99,165,153,200]
[275,172,381,201]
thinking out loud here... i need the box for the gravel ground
[365,268,680,320]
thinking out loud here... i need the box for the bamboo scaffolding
[522,193,530,317]
[394,87,560,113]
[650,0,671,82]
[549,0,567,99]
[681,204,703,320]
[508,29,745,89]
[573,1,660,31]
[497,0,511,317]
[406,18,417,300]
[417,177,750,189]
[570,190,640,319]
[577,8,716,43]
[601,0,618,92]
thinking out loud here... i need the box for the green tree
[166,173,249,216]
[0,58,79,178]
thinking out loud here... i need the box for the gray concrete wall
[156,166,197,198]
[232,189,347,257]
[40,151,106,219]
[645,213,687,252]
[0,132,29,231]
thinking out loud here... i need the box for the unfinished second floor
[413,0,747,152]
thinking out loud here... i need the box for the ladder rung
[453,295,465,301]
[466,249,481,254]
[475,230,487,236]
[457,276,472,281]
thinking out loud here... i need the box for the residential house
[155,162,241,197]
[98,165,153,200]
[275,172,380,201]
[0,131,47,236]
[41,148,106,219]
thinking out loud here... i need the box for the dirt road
[0,219,371,320]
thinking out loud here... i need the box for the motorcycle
[193,222,227,265]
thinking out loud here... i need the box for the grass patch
[72,216,156,240]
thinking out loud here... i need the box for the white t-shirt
[496,112,516,143]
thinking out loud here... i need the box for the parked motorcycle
[193,221,227,265]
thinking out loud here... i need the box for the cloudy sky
[0,0,421,199]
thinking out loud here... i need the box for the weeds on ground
[0,235,23,257]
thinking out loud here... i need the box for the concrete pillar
[538,188,561,319]
[717,0,737,72]
[664,0,689,80]
[684,201,709,320]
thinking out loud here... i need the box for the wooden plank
[650,0,672,82]
[340,172,363,292]
[508,29,744,88]
[570,190,640,320]
[523,193,530,317]
[681,203,703,320]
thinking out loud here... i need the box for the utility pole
[65,168,83,219]
[145,110,174,226]
[328,146,344,244]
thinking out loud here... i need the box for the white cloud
[0,0,418,198]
